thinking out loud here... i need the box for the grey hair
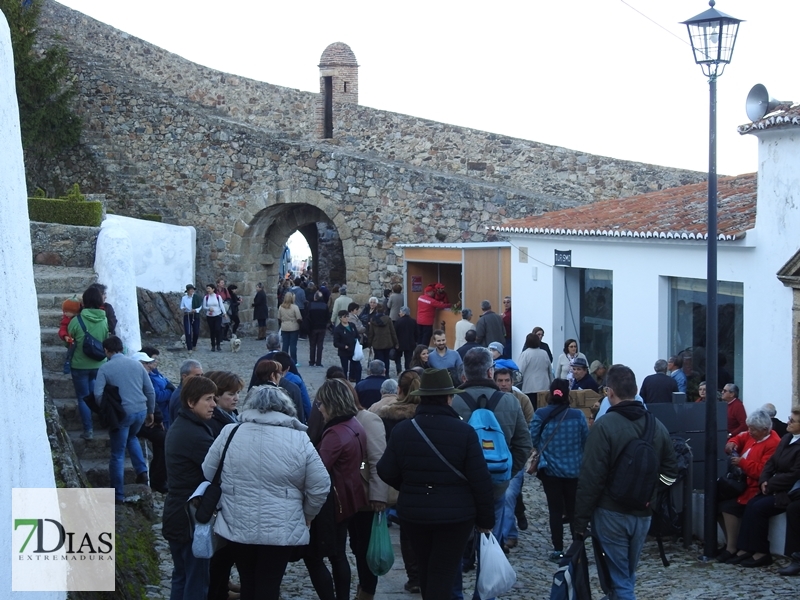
[462,308,472,320]
[480,300,491,311]
[761,403,778,418]
[369,296,378,303]
[368,360,386,376]
[242,385,297,417]
[653,359,668,374]
[266,333,281,351]
[726,383,740,397]
[463,347,493,381]
[380,379,399,395]
[399,306,410,315]
[339,285,347,293]
[746,409,772,432]
[179,359,202,377]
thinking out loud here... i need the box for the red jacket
[416,294,450,327]
[58,314,73,344]
[729,430,781,504]
[727,398,748,436]
[318,416,368,522]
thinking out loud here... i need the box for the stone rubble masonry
[34,1,707,312]
[30,221,99,268]
[317,42,359,139]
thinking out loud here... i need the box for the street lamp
[681,0,742,561]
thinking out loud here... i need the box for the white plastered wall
[0,13,65,599]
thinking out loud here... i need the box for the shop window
[669,277,743,395]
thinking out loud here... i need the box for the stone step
[39,308,65,328]
[44,373,77,399]
[52,397,106,431]
[33,265,96,294]
[38,292,76,309]
[41,327,62,346]
[68,428,112,460]
[42,345,70,372]
[81,457,137,489]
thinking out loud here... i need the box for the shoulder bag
[76,314,106,361]
[190,424,241,559]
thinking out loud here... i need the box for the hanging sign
[411,276,423,292]
[554,249,572,267]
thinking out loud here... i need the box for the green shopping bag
[366,510,394,576]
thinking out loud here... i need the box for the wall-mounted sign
[554,249,572,267]
[411,275,423,292]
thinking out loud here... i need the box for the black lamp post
[681,0,742,561]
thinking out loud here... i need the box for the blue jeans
[500,470,524,543]
[281,330,299,363]
[109,409,148,501]
[168,539,210,600]
[592,507,651,600]
[183,313,199,350]
[70,367,98,434]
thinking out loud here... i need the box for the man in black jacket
[639,359,679,404]
[574,365,678,600]
[333,310,362,382]
[393,306,417,373]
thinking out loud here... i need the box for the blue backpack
[460,390,512,484]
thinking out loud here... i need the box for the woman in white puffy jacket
[202,385,331,600]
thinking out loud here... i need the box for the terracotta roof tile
[493,173,756,240]
[739,103,800,135]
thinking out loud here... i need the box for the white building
[495,104,800,418]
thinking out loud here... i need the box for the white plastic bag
[353,339,364,361]
[192,520,217,559]
[476,532,516,599]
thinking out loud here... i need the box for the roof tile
[493,173,756,240]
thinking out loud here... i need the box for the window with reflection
[669,277,743,399]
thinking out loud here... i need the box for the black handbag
[194,424,241,524]
[717,457,747,501]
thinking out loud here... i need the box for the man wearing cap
[571,357,600,393]
[590,360,608,389]
[94,336,156,503]
[475,300,505,348]
[427,330,463,385]
[330,284,353,326]
[180,284,202,352]
[417,285,451,346]
[488,341,520,373]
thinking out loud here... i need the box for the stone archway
[238,188,362,321]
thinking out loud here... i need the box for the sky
[55,0,796,177]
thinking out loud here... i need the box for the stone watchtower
[317,42,358,138]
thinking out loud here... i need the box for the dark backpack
[76,315,106,361]
[648,435,692,566]
[607,412,658,510]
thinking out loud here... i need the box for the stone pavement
[145,332,797,599]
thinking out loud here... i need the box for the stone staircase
[36,264,138,487]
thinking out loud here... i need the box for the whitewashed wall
[0,14,64,600]
[510,127,800,420]
[95,215,195,352]
[102,214,195,293]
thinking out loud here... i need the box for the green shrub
[140,213,163,222]
[28,197,102,226]
[63,183,85,202]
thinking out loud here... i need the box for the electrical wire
[619,0,692,47]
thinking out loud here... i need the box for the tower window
[344,82,348,93]
[323,76,333,138]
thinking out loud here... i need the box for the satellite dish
[746,84,791,122]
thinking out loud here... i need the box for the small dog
[230,334,241,353]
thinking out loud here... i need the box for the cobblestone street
[145,332,797,599]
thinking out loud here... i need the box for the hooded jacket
[574,400,678,534]
[367,314,398,350]
[67,308,109,370]
[202,410,330,546]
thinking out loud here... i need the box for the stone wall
[33,0,709,310]
[38,1,706,206]
[137,288,183,336]
[30,221,99,267]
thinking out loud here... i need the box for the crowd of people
[57,277,800,600]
